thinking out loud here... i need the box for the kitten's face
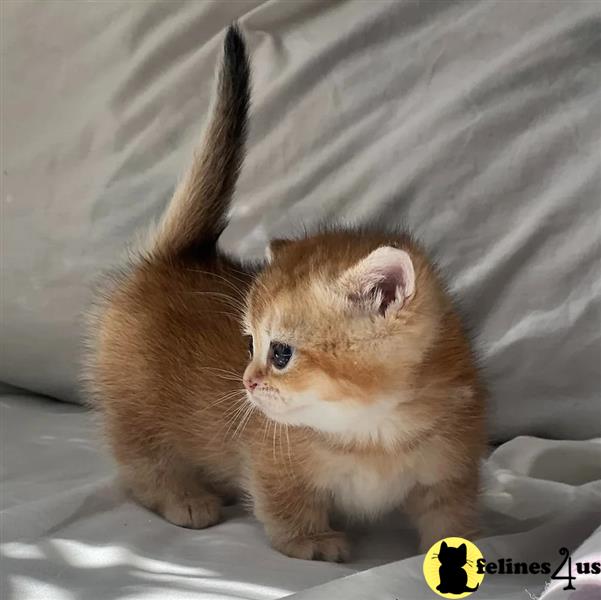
[242,233,442,440]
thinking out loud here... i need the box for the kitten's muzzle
[243,362,267,392]
[243,373,262,392]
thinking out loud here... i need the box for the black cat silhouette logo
[423,537,485,598]
[437,541,480,594]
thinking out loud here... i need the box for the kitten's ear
[459,544,467,558]
[340,246,415,316]
[265,238,291,263]
[441,541,448,551]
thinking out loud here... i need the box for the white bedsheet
[2,394,600,600]
[2,0,600,441]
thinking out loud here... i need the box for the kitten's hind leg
[120,457,222,529]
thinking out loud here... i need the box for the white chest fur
[313,449,418,518]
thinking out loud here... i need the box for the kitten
[86,26,486,562]
[242,231,485,559]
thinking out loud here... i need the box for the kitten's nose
[243,364,265,392]
[243,374,261,391]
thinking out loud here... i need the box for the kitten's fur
[86,26,486,562]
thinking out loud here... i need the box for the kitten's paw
[161,492,222,529]
[272,531,350,562]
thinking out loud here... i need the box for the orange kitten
[86,26,486,562]
[242,231,485,558]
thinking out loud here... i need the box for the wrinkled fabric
[2,394,600,600]
[2,0,600,441]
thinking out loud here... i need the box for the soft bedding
[2,394,600,599]
[2,1,600,599]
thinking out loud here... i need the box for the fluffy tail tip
[224,23,249,81]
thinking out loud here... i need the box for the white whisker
[233,404,255,439]
[272,420,277,462]
[184,268,249,298]
[197,390,246,413]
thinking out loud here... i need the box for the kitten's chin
[246,391,298,424]
[258,409,294,425]
[248,391,404,445]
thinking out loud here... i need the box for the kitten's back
[84,25,254,469]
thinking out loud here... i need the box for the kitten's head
[242,230,446,443]
[438,541,467,567]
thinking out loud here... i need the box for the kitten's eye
[245,335,253,359]
[269,342,293,370]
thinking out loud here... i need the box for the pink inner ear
[344,246,415,315]
[376,271,403,316]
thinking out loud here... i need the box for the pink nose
[244,376,261,391]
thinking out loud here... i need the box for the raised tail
[151,24,250,259]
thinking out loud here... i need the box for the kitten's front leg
[405,477,479,553]
[248,459,350,562]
